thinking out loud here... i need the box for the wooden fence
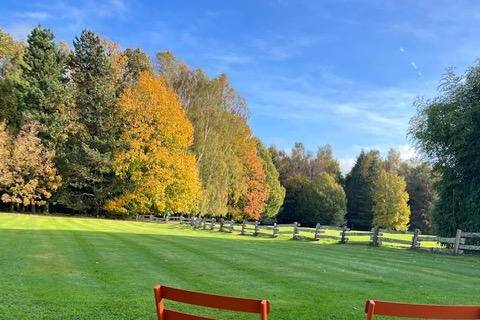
[136,215,480,255]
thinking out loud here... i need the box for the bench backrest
[365,300,480,319]
[154,285,270,320]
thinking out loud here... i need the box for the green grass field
[1,213,479,319]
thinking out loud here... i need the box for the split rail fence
[136,215,480,255]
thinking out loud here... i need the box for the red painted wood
[154,285,270,319]
[365,300,480,319]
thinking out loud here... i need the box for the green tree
[20,26,69,149]
[372,169,410,231]
[257,140,285,218]
[410,65,480,235]
[277,174,345,227]
[276,175,309,223]
[0,29,24,130]
[345,150,382,229]
[400,161,436,232]
[59,30,118,213]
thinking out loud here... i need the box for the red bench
[365,300,480,319]
[154,285,270,320]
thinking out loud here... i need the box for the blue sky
[2,0,480,172]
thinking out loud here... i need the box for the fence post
[211,218,216,230]
[149,214,153,222]
[219,218,224,232]
[293,222,300,240]
[372,226,380,246]
[411,229,420,249]
[341,226,348,244]
[254,221,259,236]
[241,219,246,235]
[314,223,321,241]
[453,229,463,255]
[273,222,279,238]
[165,215,170,223]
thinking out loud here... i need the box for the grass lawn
[1,213,479,319]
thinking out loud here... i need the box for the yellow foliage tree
[0,122,61,212]
[105,72,201,215]
[372,169,410,230]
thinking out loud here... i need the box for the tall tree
[372,169,410,231]
[410,65,480,235]
[345,150,382,229]
[20,26,69,149]
[310,145,341,181]
[157,52,267,218]
[384,148,402,174]
[59,30,118,213]
[0,29,24,130]
[400,161,436,232]
[257,140,285,218]
[105,72,201,215]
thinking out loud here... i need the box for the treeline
[1,26,476,236]
[270,144,435,232]
[0,26,285,220]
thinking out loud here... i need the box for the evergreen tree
[20,26,69,149]
[345,150,382,229]
[59,30,118,213]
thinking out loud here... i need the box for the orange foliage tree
[230,119,268,220]
[105,72,201,215]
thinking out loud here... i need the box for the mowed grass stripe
[1,213,480,319]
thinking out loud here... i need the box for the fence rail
[135,215,480,256]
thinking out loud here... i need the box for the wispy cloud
[16,11,51,20]
[3,22,35,40]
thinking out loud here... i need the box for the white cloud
[399,47,405,53]
[339,157,356,175]
[3,22,35,40]
[397,144,417,160]
[410,61,418,70]
[17,11,51,20]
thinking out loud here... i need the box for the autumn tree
[310,145,342,181]
[232,122,268,220]
[59,30,119,213]
[384,148,402,174]
[1,122,61,212]
[257,140,285,218]
[0,122,12,202]
[157,52,269,219]
[372,169,410,230]
[345,150,382,229]
[105,72,201,215]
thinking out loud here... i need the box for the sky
[2,0,480,172]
